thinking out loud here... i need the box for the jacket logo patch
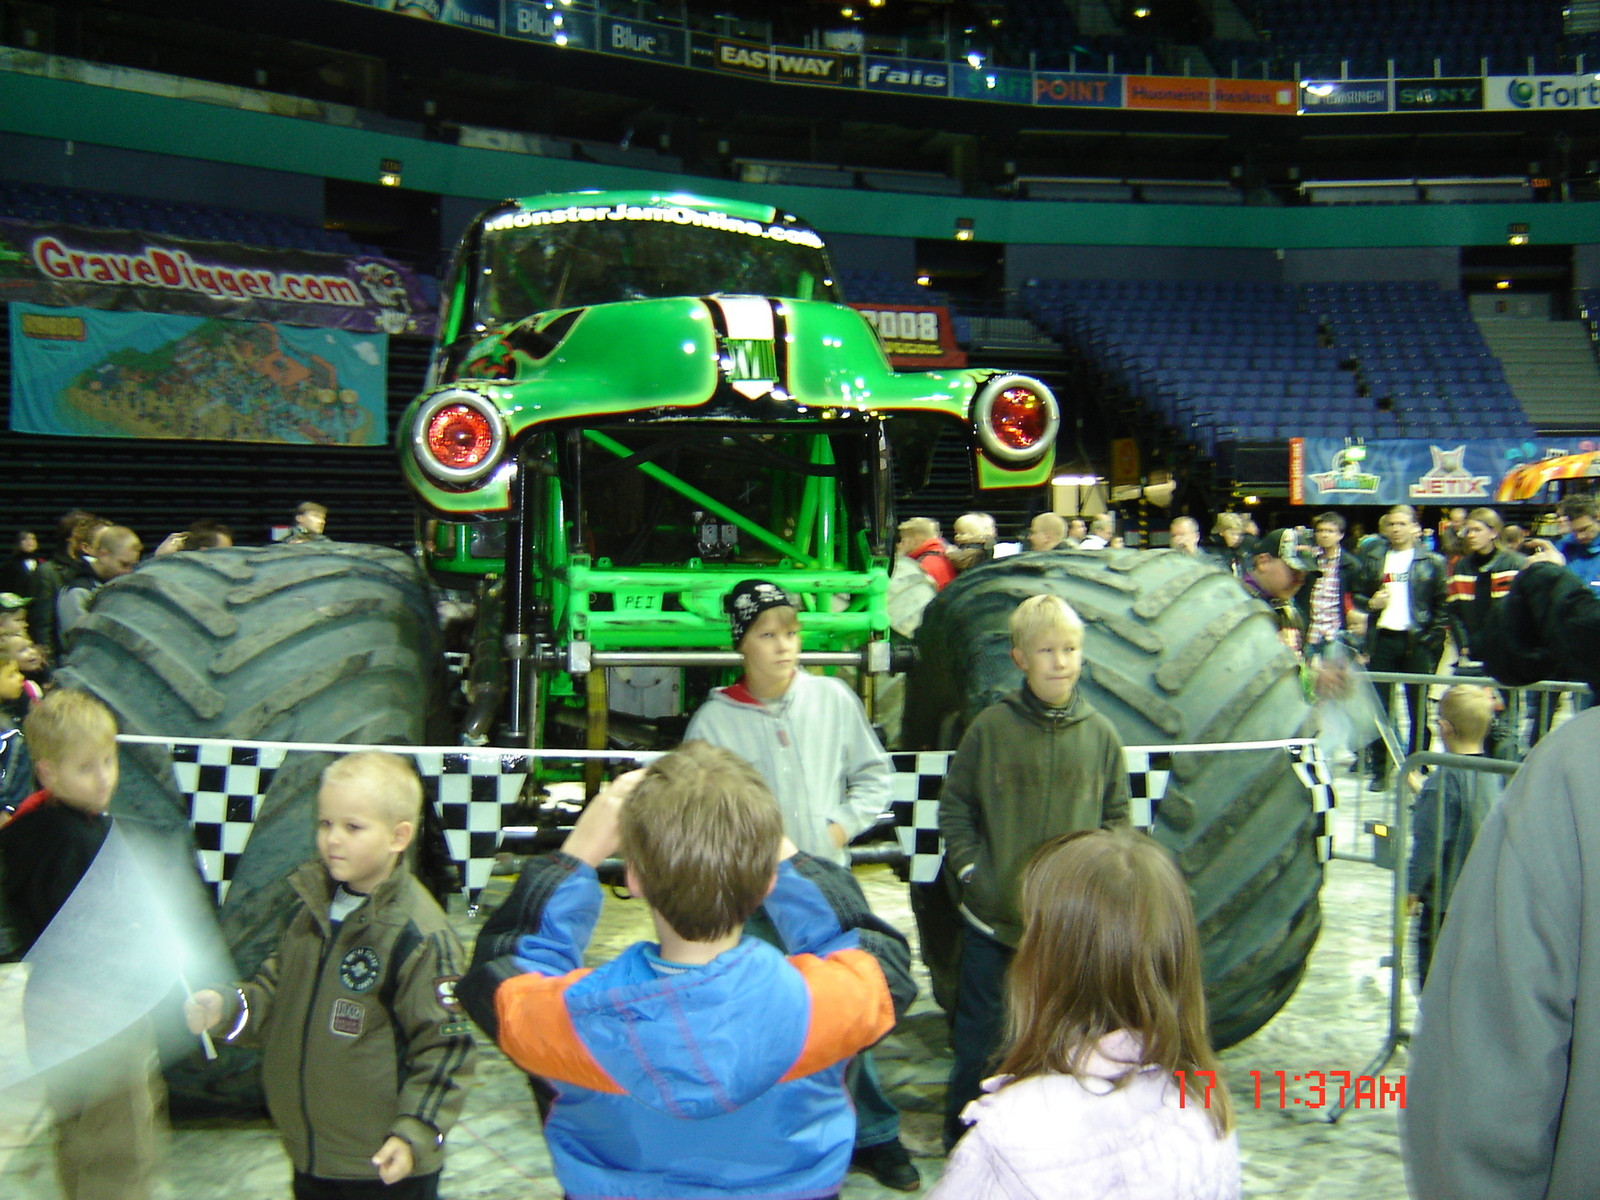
[330,998,364,1038]
[434,976,463,1014]
[339,946,382,993]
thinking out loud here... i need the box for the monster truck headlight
[973,375,1060,465]
[413,390,506,484]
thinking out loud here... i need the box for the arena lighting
[378,158,402,187]
[1508,233,1530,246]
[916,273,932,286]
[1496,279,1512,290]
[966,50,984,68]
[954,216,975,241]
[1133,6,1152,17]
[1243,494,1260,506]
[1052,473,1098,486]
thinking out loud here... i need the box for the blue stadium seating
[1021,276,1536,452]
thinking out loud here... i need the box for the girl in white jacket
[930,828,1240,1200]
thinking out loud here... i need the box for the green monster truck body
[398,190,1060,747]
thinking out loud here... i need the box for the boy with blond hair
[0,688,163,1199]
[938,593,1131,1148]
[1406,684,1504,986]
[460,741,915,1200]
[187,751,475,1199]
[947,511,997,573]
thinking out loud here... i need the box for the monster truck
[399,190,1060,752]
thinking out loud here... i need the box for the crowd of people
[0,492,1597,1199]
[0,503,329,752]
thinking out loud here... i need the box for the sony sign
[1393,78,1482,111]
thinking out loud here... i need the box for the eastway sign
[714,39,844,85]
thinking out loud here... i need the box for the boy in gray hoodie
[684,579,917,1190]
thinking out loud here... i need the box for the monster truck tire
[55,541,448,1114]
[903,549,1320,1049]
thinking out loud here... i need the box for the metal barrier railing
[1327,670,1588,868]
[1328,748,1521,1123]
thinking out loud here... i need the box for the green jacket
[226,862,475,1181]
[938,686,1130,947]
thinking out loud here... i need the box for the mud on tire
[56,541,447,1112]
[904,549,1320,1048]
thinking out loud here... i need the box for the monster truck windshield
[474,201,838,327]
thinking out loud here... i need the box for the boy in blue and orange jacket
[459,740,915,1200]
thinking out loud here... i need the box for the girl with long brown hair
[929,828,1239,1199]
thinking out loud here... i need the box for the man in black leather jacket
[1352,505,1448,789]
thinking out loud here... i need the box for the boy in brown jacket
[188,751,474,1199]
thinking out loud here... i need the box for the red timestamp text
[1250,1070,1404,1110]
[1171,1070,1405,1110]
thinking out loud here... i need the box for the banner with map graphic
[10,304,388,445]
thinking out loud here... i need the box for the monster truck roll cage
[429,412,902,751]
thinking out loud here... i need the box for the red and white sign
[849,303,967,369]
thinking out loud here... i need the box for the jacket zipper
[298,918,340,1176]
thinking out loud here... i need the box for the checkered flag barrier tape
[171,742,285,903]
[891,740,1334,884]
[163,741,537,904]
[151,736,1333,903]
[1289,742,1339,864]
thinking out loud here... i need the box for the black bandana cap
[726,579,800,648]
